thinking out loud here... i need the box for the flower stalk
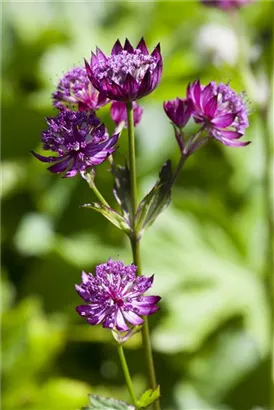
[117,344,139,408]
[126,102,160,410]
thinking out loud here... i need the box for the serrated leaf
[135,160,172,236]
[112,164,133,222]
[83,394,135,410]
[137,386,160,408]
[82,202,131,234]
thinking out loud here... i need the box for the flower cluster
[187,80,249,146]
[75,259,160,332]
[164,80,250,149]
[52,66,108,111]
[32,111,118,177]
[201,0,253,10]
[85,38,163,102]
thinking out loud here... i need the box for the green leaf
[137,386,160,409]
[135,160,172,236]
[82,202,131,234]
[83,394,135,410]
[112,164,133,222]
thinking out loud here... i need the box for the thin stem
[171,153,187,186]
[90,183,110,207]
[117,344,139,408]
[126,102,160,410]
[130,237,158,394]
[126,102,138,220]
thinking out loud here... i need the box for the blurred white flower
[196,23,239,66]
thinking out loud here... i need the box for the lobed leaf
[135,160,172,237]
[137,386,160,408]
[82,202,131,234]
[83,394,135,410]
[112,164,133,222]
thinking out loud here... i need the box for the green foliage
[82,202,132,234]
[83,395,135,410]
[137,386,160,409]
[1,1,273,410]
[135,161,172,237]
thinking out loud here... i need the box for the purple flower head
[201,0,253,10]
[52,66,108,111]
[110,101,143,127]
[163,98,194,129]
[32,111,118,177]
[75,259,161,332]
[187,80,250,147]
[85,38,162,102]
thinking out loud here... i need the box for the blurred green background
[1,1,273,409]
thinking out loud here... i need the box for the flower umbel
[111,101,143,127]
[32,111,118,177]
[85,38,162,102]
[75,259,161,332]
[52,66,108,111]
[187,80,250,146]
[201,0,253,10]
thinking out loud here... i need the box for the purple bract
[32,111,118,177]
[75,259,161,331]
[201,0,253,10]
[85,38,163,102]
[110,101,143,127]
[163,98,193,129]
[52,66,108,111]
[187,80,250,147]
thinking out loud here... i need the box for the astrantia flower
[75,259,161,331]
[52,66,108,111]
[85,38,162,102]
[201,0,253,10]
[163,98,193,129]
[187,80,250,146]
[32,111,118,177]
[110,101,143,127]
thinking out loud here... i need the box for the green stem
[126,102,160,410]
[126,102,138,219]
[90,182,110,207]
[117,344,139,408]
[130,237,159,394]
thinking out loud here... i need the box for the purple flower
[163,98,193,129]
[75,259,161,331]
[187,80,250,147]
[32,111,118,177]
[200,0,253,10]
[110,101,143,127]
[52,66,108,111]
[85,38,162,102]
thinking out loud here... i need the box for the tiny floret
[75,259,161,331]
[187,80,250,147]
[201,0,253,10]
[52,66,108,111]
[85,38,163,102]
[32,111,118,177]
